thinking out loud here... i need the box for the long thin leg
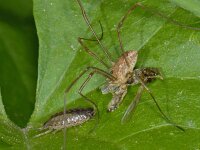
[63,66,115,149]
[137,77,184,131]
[78,71,99,132]
[121,85,144,123]
[117,3,141,67]
[117,2,200,55]
[78,71,98,115]
[136,3,200,31]
[117,2,200,67]
[80,20,104,41]
[77,0,114,63]
[65,66,115,94]
[78,38,110,69]
[78,20,110,69]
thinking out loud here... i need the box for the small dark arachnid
[34,108,95,138]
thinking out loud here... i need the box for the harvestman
[61,0,200,149]
[30,1,200,146]
[65,0,186,131]
[63,0,200,146]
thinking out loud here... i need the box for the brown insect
[34,108,95,138]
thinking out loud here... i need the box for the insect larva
[34,108,95,138]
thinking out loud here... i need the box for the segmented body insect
[34,108,95,138]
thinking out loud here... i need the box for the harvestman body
[33,0,200,145]
[64,0,188,133]
[62,0,200,149]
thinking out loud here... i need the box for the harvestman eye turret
[63,1,200,148]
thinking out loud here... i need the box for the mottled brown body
[101,51,162,112]
[63,1,186,139]
[111,51,138,83]
[101,51,138,111]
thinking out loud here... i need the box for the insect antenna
[77,0,114,63]
[25,125,53,138]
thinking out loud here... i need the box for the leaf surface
[3,0,200,149]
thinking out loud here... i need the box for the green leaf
[0,90,7,121]
[0,0,38,148]
[0,0,38,127]
[29,0,200,149]
[169,0,200,17]
[0,90,26,149]
[2,0,200,149]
